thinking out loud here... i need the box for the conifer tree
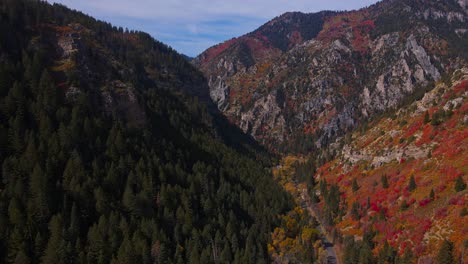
[455,176,466,192]
[29,164,50,221]
[424,111,430,124]
[42,214,66,264]
[38,70,57,115]
[7,227,24,263]
[408,175,416,192]
[436,240,454,264]
[430,188,435,200]
[381,174,389,189]
[352,178,359,192]
[359,242,374,264]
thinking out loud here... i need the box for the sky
[48,0,380,57]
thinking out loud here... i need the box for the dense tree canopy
[0,0,293,263]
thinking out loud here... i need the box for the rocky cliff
[194,0,467,152]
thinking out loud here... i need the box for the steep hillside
[0,1,293,263]
[194,0,468,152]
[312,68,467,262]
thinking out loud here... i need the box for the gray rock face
[363,34,442,114]
[407,35,440,80]
[208,76,230,111]
[239,90,286,142]
[195,0,467,150]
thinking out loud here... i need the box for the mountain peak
[195,0,467,152]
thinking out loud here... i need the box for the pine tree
[378,241,396,264]
[423,111,430,124]
[351,201,360,220]
[14,250,31,264]
[436,240,454,264]
[7,227,24,263]
[38,70,58,114]
[29,164,50,221]
[122,176,136,213]
[408,175,416,192]
[400,200,409,211]
[455,176,466,192]
[359,242,374,264]
[8,101,26,153]
[42,214,66,264]
[113,237,135,264]
[189,246,201,264]
[381,174,389,189]
[8,198,24,226]
[34,232,45,261]
[397,247,414,264]
[221,242,232,263]
[86,223,104,262]
[68,203,80,241]
[62,152,87,196]
[352,178,359,193]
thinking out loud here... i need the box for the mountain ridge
[194,0,467,153]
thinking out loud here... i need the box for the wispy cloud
[48,0,380,56]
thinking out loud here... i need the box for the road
[299,188,340,264]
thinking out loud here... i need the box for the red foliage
[255,32,270,43]
[201,38,237,63]
[435,208,448,219]
[341,193,347,200]
[418,198,431,207]
[449,195,465,206]
[360,20,375,28]
[439,166,463,181]
[460,102,468,112]
[337,174,345,183]
[416,124,434,146]
[404,120,422,138]
[288,31,303,48]
[436,184,446,192]
[414,244,427,256]
[453,80,468,95]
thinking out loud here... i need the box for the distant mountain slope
[194,0,468,152]
[0,1,293,263]
[314,68,467,262]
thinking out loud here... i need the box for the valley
[291,68,467,263]
[0,0,466,263]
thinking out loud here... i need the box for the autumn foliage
[311,73,468,261]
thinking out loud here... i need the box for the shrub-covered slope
[312,68,467,263]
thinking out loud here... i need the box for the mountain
[0,1,296,263]
[194,0,468,153]
[313,68,467,262]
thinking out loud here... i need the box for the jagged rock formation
[194,0,468,152]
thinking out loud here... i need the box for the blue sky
[48,0,380,57]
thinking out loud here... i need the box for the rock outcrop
[194,0,468,152]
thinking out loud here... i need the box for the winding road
[299,187,340,264]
